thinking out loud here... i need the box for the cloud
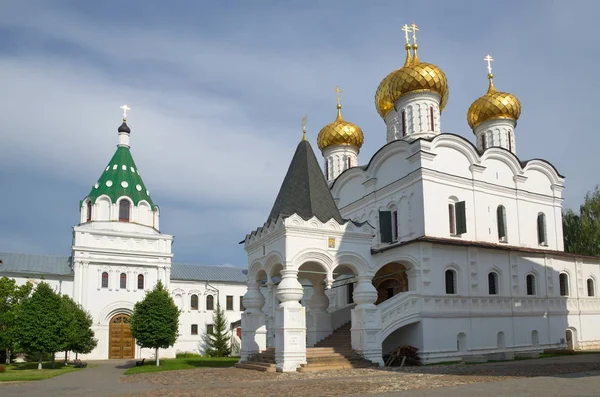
[1,0,599,264]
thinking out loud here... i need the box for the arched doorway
[109,314,134,359]
[373,263,409,305]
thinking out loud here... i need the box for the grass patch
[0,362,80,382]
[124,357,239,375]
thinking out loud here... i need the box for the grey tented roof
[0,252,73,276]
[267,139,344,223]
[170,263,247,283]
[0,252,247,283]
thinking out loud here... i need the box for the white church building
[0,109,248,360]
[2,24,600,370]
[238,25,600,372]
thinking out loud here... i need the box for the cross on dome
[401,24,412,45]
[410,22,419,44]
[301,114,307,141]
[120,104,131,120]
[335,86,342,107]
[484,54,494,75]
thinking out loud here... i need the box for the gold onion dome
[317,95,364,151]
[467,73,521,130]
[375,42,449,118]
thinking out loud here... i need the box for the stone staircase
[236,322,378,372]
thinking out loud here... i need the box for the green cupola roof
[86,121,155,207]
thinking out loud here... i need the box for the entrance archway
[109,314,134,359]
[566,328,577,350]
[373,263,409,305]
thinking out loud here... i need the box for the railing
[377,293,599,340]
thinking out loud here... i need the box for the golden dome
[317,102,364,151]
[375,44,449,118]
[467,74,521,129]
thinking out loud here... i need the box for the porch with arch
[240,250,385,371]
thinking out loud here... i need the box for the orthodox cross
[120,104,131,120]
[484,54,494,75]
[335,86,342,107]
[410,22,419,44]
[401,24,412,45]
[301,114,307,140]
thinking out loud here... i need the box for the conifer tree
[203,301,231,357]
[130,281,179,366]
[17,282,63,369]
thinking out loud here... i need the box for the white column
[275,268,306,372]
[266,282,275,348]
[240,281,267,361]
[351,275,383,365]
[81,262,89,307]
[73,261,82,304]
[306,281,332,347]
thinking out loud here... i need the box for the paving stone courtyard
[3,353,600,396]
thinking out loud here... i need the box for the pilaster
[275,268,306,372]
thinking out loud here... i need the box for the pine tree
[17,282,63,369]
[130,280,180,366]
[203,301,231,357]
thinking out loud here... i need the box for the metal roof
[0,252,247,283]
[170,263,247,283]
[0,252,73,276]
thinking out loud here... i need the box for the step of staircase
[236,322,378,372]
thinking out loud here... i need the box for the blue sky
[1,0,598,266]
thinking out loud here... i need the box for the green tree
[59,295,97,360]
[130,280,179,366]
[17,282,63,369]
[564,186,600,256]
[203,301,231,357]
[0,277,32,364]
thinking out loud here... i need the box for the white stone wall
[384,91,441,142]
[475,119,517,154]
[332,134,565,252]
[80,196,158,229]
[170,280,247,354]
[322,145,359,182]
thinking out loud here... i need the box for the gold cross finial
[484,54,494,75]
[401,24,412,45]
[335,86,342,107]
[410,22,419,45]
[120,104,131,120]
[301,114,307,141]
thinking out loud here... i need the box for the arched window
[497,331,505,349]
[120,272,127,289]
[137,274,144,290]
[347,157,352,170]
[508,130,513,152]
[537,213,547,245]
[101,272,109,288]
[445,269,457,294]
[497,205,507,242]
[587,278,595,297]
[448,203,456,235]
[119,200,131,222]
[429,106,435,131]
[448,198,467,236]
[86,200,92,222]
[482,134,487,150]
[392,210,399,242]
[531,330,539,347]
[559,273,569,296]
[191,294,199,310]
[401,110,407,137]
[488,272,499,295]
[324,160,329,180]
[206,295,214,311]
[526,274,536,296]
[457,332,467,352]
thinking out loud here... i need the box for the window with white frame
[497,205,507,242]
[445,269,457,294]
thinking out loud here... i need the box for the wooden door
[109,314,134,359]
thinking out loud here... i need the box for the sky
[1,0,599,267]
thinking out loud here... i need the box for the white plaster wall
[322,145,359,182]
[384,91,441,142]
[80,196,157,229]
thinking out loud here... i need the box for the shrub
[176,352,203,359]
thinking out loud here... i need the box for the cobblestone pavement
[3,354,600,397]
[121,354,600,397]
